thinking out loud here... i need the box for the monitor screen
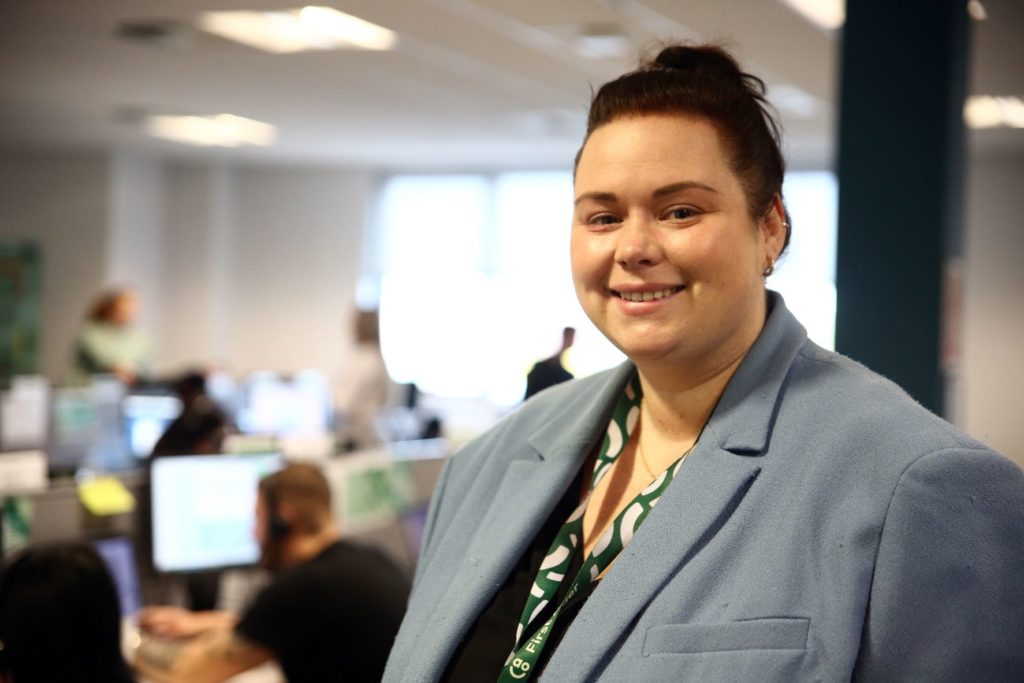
[122,394,182,459]
[237,371,332,437]
[48,388,100,475]
[93,536,143,617]
[151,453,283,573]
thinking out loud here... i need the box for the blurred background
[0,0,1021,494]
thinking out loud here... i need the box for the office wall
[0,151,111,380]
[108,153,167,351]
[962,151,1024,468]
[161,163,371,376]
[1,150,371,382]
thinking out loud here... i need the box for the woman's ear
[760,193,787,262]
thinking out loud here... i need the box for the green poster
[0,243,42,385]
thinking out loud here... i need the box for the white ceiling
[0,1,1019,170]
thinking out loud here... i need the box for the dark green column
[835,0,968,415]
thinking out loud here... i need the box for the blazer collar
[703,290,808,455]
[410,292,807,678]
[540,292,807,679]
[526,360,636,462]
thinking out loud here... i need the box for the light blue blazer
[384,294,1024,681]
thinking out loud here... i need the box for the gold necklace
[636,435,656,478]
[637,432,697,479]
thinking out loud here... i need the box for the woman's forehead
[575,115,738,195]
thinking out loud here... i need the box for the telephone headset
[263,476,293,540]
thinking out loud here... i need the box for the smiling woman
[383,44,1024,683]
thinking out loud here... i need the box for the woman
[0,542,136,683]
[69,286,151,386]
[334,308,395,450]
[384,45,1024,682]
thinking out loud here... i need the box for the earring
[763,256,775,278]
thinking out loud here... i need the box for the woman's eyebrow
[651,181,718,198]
[574,181,718,206]
[574,191,616,206]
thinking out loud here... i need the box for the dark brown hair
[576,44,792,252]
[0,543,135,683]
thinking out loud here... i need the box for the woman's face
[110,291,139,326]
[571,114,785,375]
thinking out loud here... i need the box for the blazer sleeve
[854,447,1024,681]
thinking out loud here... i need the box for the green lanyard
[498,375,692,682]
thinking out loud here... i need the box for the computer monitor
[237,371,332,437]
[48,387,100,476]
[150,453,283,573]
[122,393,181,459]
[92,536,143,618]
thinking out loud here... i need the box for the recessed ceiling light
[198,6,397,54]
[779,0,844,31]
[964,96,1024,129]
[574,25,633,60]
[144,114,277,147]
[967,0,988,21]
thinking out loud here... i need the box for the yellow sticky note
[78,476,136,516]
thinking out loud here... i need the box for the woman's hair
[354,308,381,345]
[86,286,136,323]
[577,44,792,252]
[0,542,135,683]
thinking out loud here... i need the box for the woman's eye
[664,207,698,221]
[588,213,621,226]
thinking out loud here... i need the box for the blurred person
[523,327,576,400]
[334,308,395,450]
[145,370,235,613]
[151,370,233,457]
[0,542,136,683]
[69,286,151,386]
[135,462,410,683]
[384,45,1024,681]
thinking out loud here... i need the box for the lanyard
[497,375,692,682]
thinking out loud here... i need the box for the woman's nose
[615,219,663,268]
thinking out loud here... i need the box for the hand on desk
[138,606,237,639]
[134,607,270,683]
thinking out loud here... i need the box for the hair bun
[652,45,740,75]
[651,45,762,95]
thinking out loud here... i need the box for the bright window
[370,170,837,406]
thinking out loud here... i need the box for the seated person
[135,462,411,683]
[0,542,136,683]
[151,371,233,457]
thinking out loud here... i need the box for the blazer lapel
[542,292,808,680]
[542,443,761,680]
[407,364,635,679]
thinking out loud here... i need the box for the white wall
[0,151,111,381]
[109,153,167,351]
[962,151,1024,468]
[160,163,233,372]
[161,163,371,376]
[1,150,372,383]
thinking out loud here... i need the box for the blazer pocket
[642,618,810,656]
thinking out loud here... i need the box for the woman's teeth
[618,286,682,302]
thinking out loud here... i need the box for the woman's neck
[633,349,748,470]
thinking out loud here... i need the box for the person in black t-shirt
[523,327,575,401]
[134,463,410,683]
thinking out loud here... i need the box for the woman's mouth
[613,285,685,302]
